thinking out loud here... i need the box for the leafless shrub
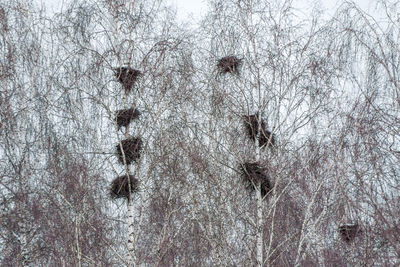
[240,162,271,198]
[338,223,361,243]
[116,137,142,165]
[113,67,142,93]
[115,108,140,129]
[110,174,139,200]
[0,45,15,79]
[217,56,242,75]
[0,6,7,33]
[243,114,275,147]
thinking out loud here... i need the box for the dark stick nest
[116,137,142,165]
[243,114,275,147]
[115,108,140,129]
[110,174,139,200]
[240,162,271,198]
[338,224,360,242]
[113,67,142,93]
[217,56,242,75]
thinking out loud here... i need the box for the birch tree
[1,0,400,265]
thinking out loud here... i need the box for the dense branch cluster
[110,175,139,200]
[217,56,242,75]
[115,108,140,129]
[338,224,360,243]
[243,114,275,147]
[113,67,142,93]
[116,137,142,165]
[240,162,272,198]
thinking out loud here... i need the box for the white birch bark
[127,200,135,266]
[255,113,263,266]
[256,185,264,266]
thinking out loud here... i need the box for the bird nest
[338,224,360,243]
[217,56,242,75]
[243,114,275,147]
[240,162,271,198]
[115,108,140,129]
[116,137,142,165]
[110,174,139,200]
[113,67,142,93]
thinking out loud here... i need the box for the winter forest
[1,0,400,265]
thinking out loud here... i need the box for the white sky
[166,0,379,20]
[40,0,209,17]
[167,0,208,22]
[168,0,385,28]
[41,0,383,24]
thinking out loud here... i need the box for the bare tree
[1,0,400,265]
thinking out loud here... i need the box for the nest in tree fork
[240,162,271,198]
[115,108,140,129]
[338,224,360,243]
[243,114,275,147]
[116,137,142,165]
[113,67,142,92]
[217,56,242,75]
[110,174,139,200]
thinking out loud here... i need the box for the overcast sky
[169,0,378,20]
[41,0,383,25]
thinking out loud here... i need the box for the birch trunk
[127,200,135,265]
[256,185,264,266]
[255,113,263,266]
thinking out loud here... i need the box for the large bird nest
[113,67,142,93]
[115,108,140,129]
[338,223,360,243]
[116,137,142,165]
[217,56,242,75]
[110,174,139,200]
[240,162,272,198]
[243,114,275,147]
